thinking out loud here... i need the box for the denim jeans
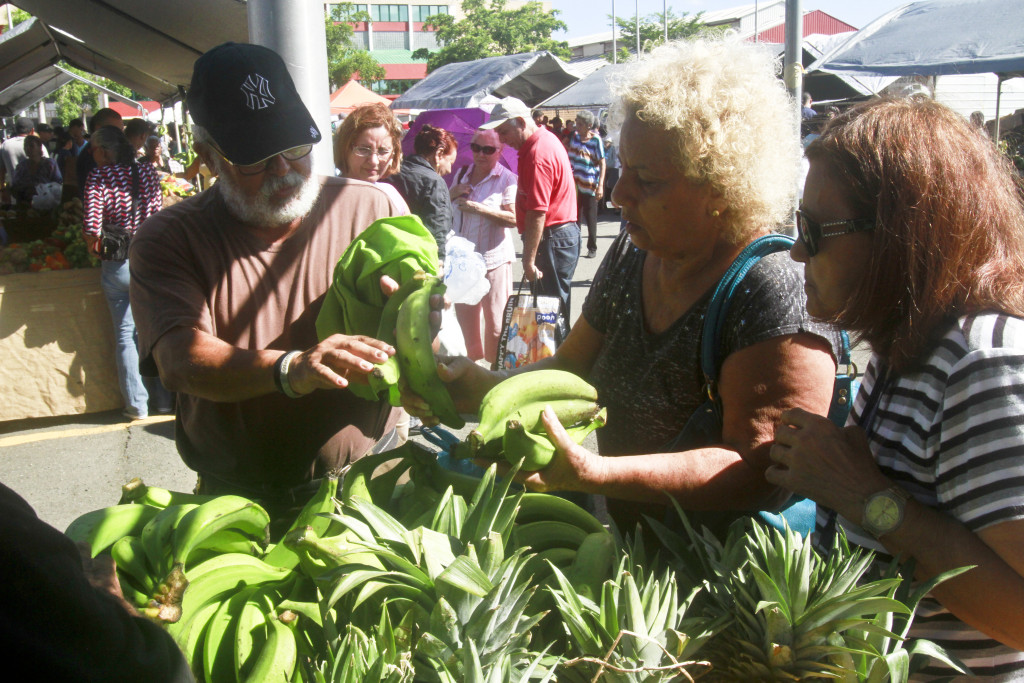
[577,191,598,252]
[534,221,580,315]
[100,259,148,418]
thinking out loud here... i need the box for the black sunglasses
[795,209,875,256]
[470,143,498,155]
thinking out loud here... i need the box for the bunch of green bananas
[465,369,607,471]
[65,476,344,682]
[367,269,464,429]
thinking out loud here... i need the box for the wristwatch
[860,487,910,539]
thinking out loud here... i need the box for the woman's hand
[84,233,101,257]
[450,182,471,201]
[766,407,891,523]
[401,356,497,425]
[481,405,600,493]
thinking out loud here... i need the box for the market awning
[809,0,1024,78]
[1,0,249,104]
[0,64,72,117]
[390,51,579,111]
[329,79,391,115]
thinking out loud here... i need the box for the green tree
[325,3,386,88]
[412,0,570,73]
[48,66,133,126]
[606,7,720,62]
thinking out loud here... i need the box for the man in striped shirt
[568,110,605,259]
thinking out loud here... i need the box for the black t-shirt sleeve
[0,484,194,683]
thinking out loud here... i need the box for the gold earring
[711,209,721,218]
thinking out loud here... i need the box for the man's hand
[287,335,394,394]
[520,262,544,282]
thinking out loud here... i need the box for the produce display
[64,440,965,682]
[0,199,98,273]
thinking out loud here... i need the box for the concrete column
[247,0,334,176]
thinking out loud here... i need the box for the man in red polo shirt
[481,97,580,314]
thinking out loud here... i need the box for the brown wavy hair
[333,102,404,177]
[412,124,457,157]
[806,97,1024,371]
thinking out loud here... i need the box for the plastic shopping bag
[493,279,569,370]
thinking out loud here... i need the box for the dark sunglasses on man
[469,143,498,155]
[795,209,874,257]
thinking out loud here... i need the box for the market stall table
[0,267,121,421]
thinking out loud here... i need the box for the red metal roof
[752,10,857,42]
[381,62,427,79]
[108,101,161,117]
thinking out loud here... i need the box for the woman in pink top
[449,128,517,363]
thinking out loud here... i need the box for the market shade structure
[0,65,73,117]
[401,108,518,184]
[390,51,579,111]
[540,63,628,110]
[0,0,248,104]
[329,79,391,115]
[808,0,1024,78]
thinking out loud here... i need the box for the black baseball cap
[187,42,321,166]
[14,117,33,135]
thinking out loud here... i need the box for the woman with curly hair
[769,97,1024,679]
[386,123,458,263]
[332,102,409,213]
[409,38,841,534]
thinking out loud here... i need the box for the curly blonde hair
[608,38,801,243]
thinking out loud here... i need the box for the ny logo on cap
[240,73,275,110]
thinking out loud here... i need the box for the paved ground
[0,212,869,533]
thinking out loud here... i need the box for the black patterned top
[582,230,841,458]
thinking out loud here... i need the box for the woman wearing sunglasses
[448,128,517,364]
[770,97,1024,679]
[333,102,410,214]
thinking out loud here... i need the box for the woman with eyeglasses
[766,97,1024,679]
[332,103,410,213]
[411,39,841,538]
[448,127,517,363]
[385,124,458,263]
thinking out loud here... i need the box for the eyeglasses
[795,209,875,256]
[212,143,313,176]
[352,145,393,159]
[470,143,498,155]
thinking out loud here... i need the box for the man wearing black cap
[0,116,49,204]
[130,43,406,517]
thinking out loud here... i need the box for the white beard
[216,163,322,227]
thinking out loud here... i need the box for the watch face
[865,495,901,533]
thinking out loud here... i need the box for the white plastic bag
[443,234,489,305]
[31,182,62,211]
[436,235,489,356]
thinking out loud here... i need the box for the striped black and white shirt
[816,313,1024,680]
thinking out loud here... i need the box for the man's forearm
[153,327,282,402]
[521,210,547,270]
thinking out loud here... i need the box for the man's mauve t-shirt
[130,176,398,489]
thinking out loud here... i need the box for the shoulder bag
[662,233,856,537]
[100,163,140,262]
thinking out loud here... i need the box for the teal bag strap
[699,234,796,402]
[695,233,857,537]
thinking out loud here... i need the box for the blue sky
[547,0,910,39]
